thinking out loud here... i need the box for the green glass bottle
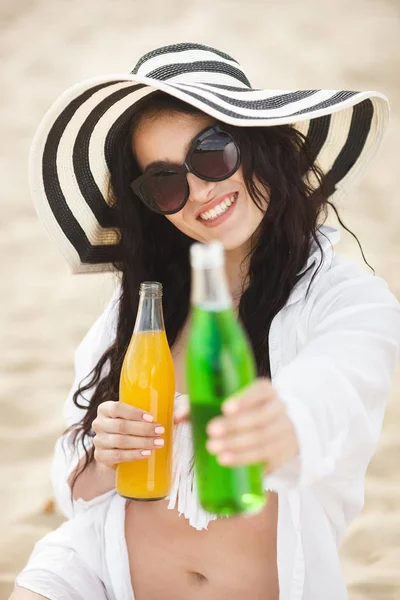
[186,241,267,517]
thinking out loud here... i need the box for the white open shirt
[16,226,400,600]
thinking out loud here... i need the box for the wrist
[69,456,116,502]
[94,459,117,476]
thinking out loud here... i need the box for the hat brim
[29,73,389,273]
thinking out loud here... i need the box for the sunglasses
[130,124,241,215]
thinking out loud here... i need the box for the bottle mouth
[190,241,224,269]
[139,281,163,297]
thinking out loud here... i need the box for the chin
[218,229,256,252]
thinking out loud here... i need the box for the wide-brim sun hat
[29,42,389,274]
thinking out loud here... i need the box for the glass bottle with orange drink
[116,281,175,500]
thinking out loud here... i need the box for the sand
[0,1,399,598]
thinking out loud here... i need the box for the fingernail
[207,440,223,452]
[143,414,154,423]
[219,453,234,464]
[154,426,165,434]
[223,400,238,414]
[207,422,225,436]
[141,450,152,456]
[154,438,164,446]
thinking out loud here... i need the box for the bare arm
[67,453,116,502]
[51,286,122,514]
[67,400,166,502]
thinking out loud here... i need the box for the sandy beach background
[0,1,399,598]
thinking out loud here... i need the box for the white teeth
[199,194,237,221]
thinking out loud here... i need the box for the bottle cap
[190,241,224,269]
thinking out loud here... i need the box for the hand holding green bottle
[185,240,299,517]
[175,379,299,474]
[206,378,299,471]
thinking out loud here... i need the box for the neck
[224,241,252,309]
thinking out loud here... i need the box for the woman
[12,43,400,600]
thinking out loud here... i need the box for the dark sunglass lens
[142,171,186,212]
[191,131,239,179]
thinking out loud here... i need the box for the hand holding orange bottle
[92,401,167,469]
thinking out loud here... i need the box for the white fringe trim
[166,394,221,531]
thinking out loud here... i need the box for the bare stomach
[125,492,279,600]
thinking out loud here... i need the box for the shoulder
[311,253,399,309]
[292,226,398,313]
[300,253,400,337]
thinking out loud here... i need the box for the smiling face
[131,111,268,252]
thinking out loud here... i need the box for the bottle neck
[191,264,232,311]
[134,292,165,333]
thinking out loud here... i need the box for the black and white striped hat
[30,42,389,273]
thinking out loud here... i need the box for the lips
[195,192,238,220]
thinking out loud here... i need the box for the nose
[186,172,216,205]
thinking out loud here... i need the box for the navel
[187,570,209,585]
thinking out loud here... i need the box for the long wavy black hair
[68,90,365,488]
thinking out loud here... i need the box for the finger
[174,411,190,425]
[174,395,190,424]
[207,397,284,438]
[207,418,292,455]
[206,428,267,455]
[94,447,153,467]
[222,378,276,415]
[98,401,154,423]
[94,432,165,451]
[217,447,268,467]
[93,416,164,438]
[217,430,298,470]
[174,406,190,424]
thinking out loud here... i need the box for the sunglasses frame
[130,124,241,215]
